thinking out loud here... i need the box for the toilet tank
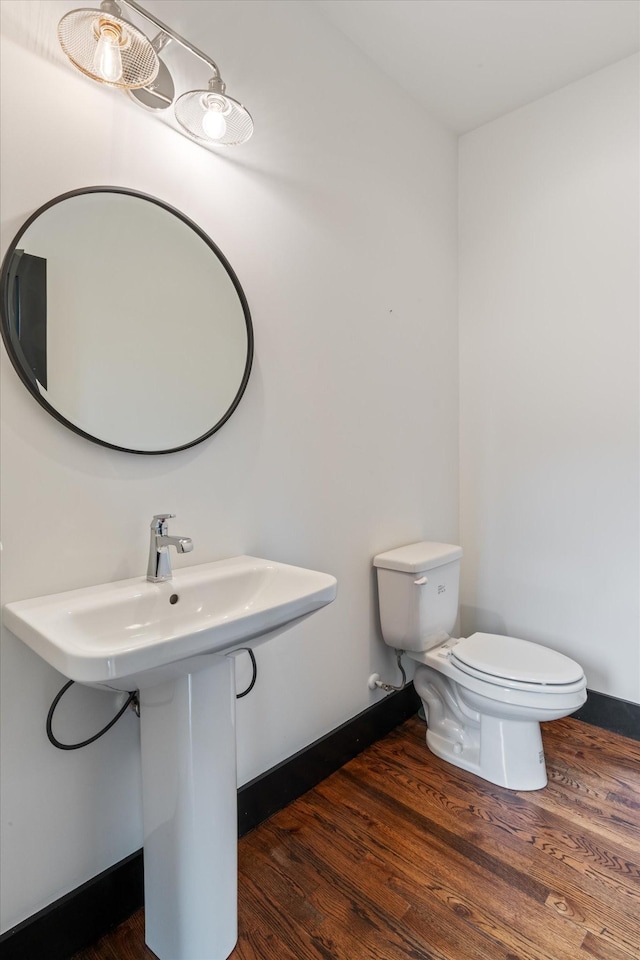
[373,542,462,652]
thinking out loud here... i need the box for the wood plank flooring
[73,716,640,960]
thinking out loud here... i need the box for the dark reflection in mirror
[6,250,48,389]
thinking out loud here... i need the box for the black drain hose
[46,681,137,751]
[46,648,258,750]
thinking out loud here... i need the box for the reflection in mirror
[0,188,253,453]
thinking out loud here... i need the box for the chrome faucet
[147,514,193,582]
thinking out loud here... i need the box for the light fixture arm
[99,0,124,16]
[119,0,222,80]
[151,31,172,55]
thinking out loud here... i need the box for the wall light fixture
[58,0,254,146]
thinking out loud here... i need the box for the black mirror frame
[0,186,254,455]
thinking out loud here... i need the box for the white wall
[459,56,640,704]
[0,0,458,932]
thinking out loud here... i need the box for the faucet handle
[151,513,175,532]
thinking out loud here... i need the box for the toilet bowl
[373,542,587,790]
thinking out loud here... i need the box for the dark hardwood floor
[73,716,640,960]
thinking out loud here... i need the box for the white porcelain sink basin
[3,555,337,689]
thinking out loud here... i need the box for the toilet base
[425,714,547,791]
[414,663,552,791]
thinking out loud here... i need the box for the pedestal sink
[3,556,337,960]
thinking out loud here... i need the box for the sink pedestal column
[139,654,238,960]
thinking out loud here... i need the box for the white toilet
[373,542,587,790]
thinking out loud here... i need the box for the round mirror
[0,188,253,454]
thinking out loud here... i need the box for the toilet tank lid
[373,542,462,573]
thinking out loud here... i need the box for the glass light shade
[58,8,159,89]
[175,90,254,146]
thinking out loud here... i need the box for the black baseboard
[0,684,420,960]
[573,689,640,741]
[0,851,143,960]
[238,680,421,835]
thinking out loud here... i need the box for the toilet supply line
[368,649,407,692]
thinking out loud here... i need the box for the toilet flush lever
[414,576,428,585]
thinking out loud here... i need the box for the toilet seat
[451,633,584,688]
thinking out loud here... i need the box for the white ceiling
[312,0,640,133]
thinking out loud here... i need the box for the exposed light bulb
[202,105,227,141]
[94,23,123,83]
